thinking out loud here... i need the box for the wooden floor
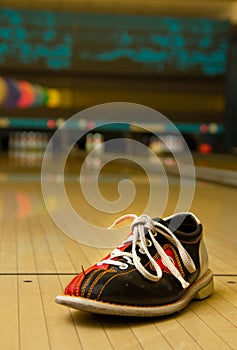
[0,153,237,350]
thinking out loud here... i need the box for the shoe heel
[194,278,214,300]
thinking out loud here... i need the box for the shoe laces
[98,214,196,289]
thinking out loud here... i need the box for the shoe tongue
[153,217,166,226]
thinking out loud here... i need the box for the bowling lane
[0,153,237,350]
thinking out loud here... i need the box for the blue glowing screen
[0,8,231,76]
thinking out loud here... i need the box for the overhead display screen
[0,8,231,76]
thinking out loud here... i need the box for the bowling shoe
[56,212,213,317]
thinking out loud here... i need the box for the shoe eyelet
[124,256,134,265]
[152,231,157,237]
[139,247,146,254]
[119,263,128,270]
[146,239,152,247]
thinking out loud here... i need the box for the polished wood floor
[0,152,237,350]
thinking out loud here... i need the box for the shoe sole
[55,269,213,317]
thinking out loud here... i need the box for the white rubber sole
[55,269,213,317]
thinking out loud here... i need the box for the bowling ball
[46,88,61,108]
[0,76,8,106]
[3,78,20,108]
[17,80,35,109]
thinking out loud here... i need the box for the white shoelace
[98,214,196,289]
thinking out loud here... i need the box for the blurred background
[0,0,237,169]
